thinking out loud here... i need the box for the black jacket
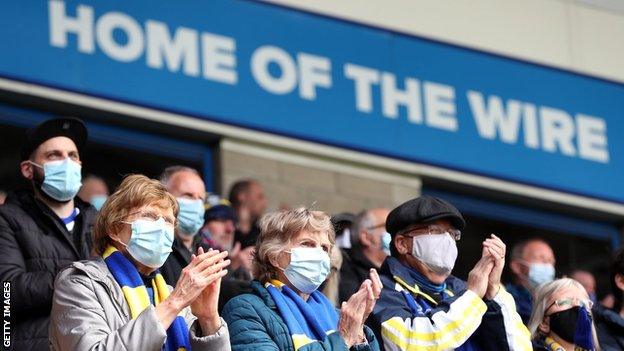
[339,248,378,304]
[594,304,624,350]
[0,190,96,350]
[160,236,252,313]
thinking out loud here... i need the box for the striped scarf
[265,280,338,350]
[103,246,191,351]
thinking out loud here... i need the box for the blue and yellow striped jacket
[366,257,531,351]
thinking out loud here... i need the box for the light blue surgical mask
[528,263,555,287]
[90,195,107,211]
[177,198,205,236]
[282,247,331,294]
[31,158,82,202]
[120,218,174,268]
[381,231,392,255]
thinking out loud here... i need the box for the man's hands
[483,234,505,300]
[467,234,506,300]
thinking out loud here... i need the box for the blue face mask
[528,263,555,287]
[120,218,174,268]
[381,231,392,255]
[31,158,82,201]
[90,195,107,211]
[282,247,331,294]
[177,198,205,236]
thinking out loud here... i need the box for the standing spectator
[201,201,252,281]
[570,269,597,305]
[228,179,267,248]
[593,248,624,349]
[528,278,598,351]
[506,238,557,324]
[159,166,207,285]
[200,198,253,311]
[368,196,530,351]
[78,174,110,210]
[0,118,97,350]
[339,208,390,304]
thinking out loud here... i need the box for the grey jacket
[49,259,231,351]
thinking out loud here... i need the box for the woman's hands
[190,247,231,335]
[155,247,230,331]
[338,269,382,348]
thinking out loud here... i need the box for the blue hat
[205,204,237,223]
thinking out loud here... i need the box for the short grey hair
[253,207,335,283]
[510,237,550,261]
[527,278,600,348]
[350,210,375,248]
[159,165,200,186]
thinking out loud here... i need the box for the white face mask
[411,233,458,275]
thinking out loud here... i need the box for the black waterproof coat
[0,190,96,350]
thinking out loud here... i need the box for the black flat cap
[21,118,88,160]
[386,196,465,235]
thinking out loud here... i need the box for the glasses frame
[398,224,462,241]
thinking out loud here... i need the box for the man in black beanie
[367,196,530,350]
[0,118,97,350]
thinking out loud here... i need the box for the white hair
[527,278,600,349]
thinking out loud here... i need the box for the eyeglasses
[546,297,593,313]
[126,210,176,227]
[399,225,461,241]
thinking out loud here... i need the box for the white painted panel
[573,4,624,81]
[263,0,624,83]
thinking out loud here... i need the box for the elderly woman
[223,208,381,351]
[49,174,231,350]
[528,278,599,351]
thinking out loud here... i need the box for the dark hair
[228,179,256,208]
[611,248,624,311]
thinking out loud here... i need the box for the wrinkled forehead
[292,229,331,245]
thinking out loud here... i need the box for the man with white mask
[506,238,557,324]
[367,196,530,351]
[0,118,97,350]
[159,165,208,285]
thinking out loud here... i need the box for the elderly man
[200,200,253,281]
[368,196,530,351]
[506,238,556,323]
[340,208,390,304]
[159,165,207,285]
[0,118,97,350]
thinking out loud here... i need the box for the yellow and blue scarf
[103,246,191,351]
[265,280,339,350]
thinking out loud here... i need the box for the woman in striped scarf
[223,207,381,351]
[49,174,231,350]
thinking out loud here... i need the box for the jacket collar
[250,280,278,310]
[69,259,130,318]
[381,257,457,304]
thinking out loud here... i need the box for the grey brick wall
[218,146,421,214]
